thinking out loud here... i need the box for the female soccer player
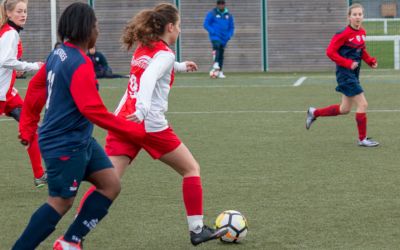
[0,0,46,187]
[306,3,379,147]
[13,3,144,249]
[77,3,227,246]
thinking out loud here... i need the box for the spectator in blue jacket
[203,0,234,78]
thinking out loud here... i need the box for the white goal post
[365,35,400,70]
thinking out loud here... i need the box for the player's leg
[6,94,46,186]
[75,155,131,214]
[353,93,379,146]
[306,95,351,130]
[61,139,121,245]
[75,131,140,214]
[211,41,221,70]
[217,44,226,78]
[12,197,72,250]
[159,143,228,245]
[12,151,89,249]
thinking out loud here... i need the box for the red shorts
[0,94,23,115]
[105,126,182,160]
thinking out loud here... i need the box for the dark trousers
[212,41,225,70]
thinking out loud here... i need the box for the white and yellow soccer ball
[215,210,248,243]
[209,69,219,79]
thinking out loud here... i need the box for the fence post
[50,0,56,49]
[395,38,399,70]
[261,0,268,71]
[175,0,181,62]
[384,20,388,35]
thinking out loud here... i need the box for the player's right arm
[203,11,215,35]
[70,62,145,143]
[19,64,48,145]
[0,30,41,72]
[326,30,354,69]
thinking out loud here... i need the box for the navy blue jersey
[39,43,95,157]
[19,43,145,159]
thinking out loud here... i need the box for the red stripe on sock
[314,104,341,118]
[76,185,97,214]
[356,112,367,141]
[182,176,203,216]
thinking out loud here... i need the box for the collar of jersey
[7,20,23,33]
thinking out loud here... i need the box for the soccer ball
[215,210,248,243]
[209,69,219,79]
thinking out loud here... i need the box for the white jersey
[114,41,187,132]
[0,22,39,101]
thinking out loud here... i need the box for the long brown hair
[121,3,179,50]
[0,0,28,28]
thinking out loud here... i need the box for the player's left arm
[174,61,198,72]
[19,64,47,145]
[361,30,377,68]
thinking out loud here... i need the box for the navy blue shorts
[335,67,363,97]
[44,138,112,198]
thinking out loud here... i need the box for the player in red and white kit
[0,0,46,187]
[76,3,228,246]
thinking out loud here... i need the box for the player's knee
[340,109,350,115]
[340,106,351,114]
[359,102,368,111]
[99,178,121,200]
[185,162,200,177]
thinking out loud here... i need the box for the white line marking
[17,85,294,90]
[293,77,307,87]
[2,109,400,122]
[168,109,400,115]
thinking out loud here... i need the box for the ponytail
[0,0,8,28]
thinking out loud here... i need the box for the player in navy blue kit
[13,3,144,250]
[306,3,379,147]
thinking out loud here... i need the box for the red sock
[314,104,341,118]
[27,133,44,178]
[76,185,97,214]
[182,176,203,216]
[356,112,367,140]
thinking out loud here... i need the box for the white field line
[293,77,307,87]
[17,85,295,90]
[2,109,400,122]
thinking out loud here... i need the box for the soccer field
[2,71,400,249]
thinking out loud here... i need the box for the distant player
[203,0,234,79]
[306,3,379,147]
[76,3,228,246]
[13,3,144,249]
[0,0,46,187]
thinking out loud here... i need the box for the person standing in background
[203,0,234,79]
[0,0,46,187]
[87,46,113,78]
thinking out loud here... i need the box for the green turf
[366,41,394,69]
[2,71,400,249]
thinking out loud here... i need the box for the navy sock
[13,203,61,250]
[64,191,112,243]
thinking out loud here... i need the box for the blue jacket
[203,7,234,46]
